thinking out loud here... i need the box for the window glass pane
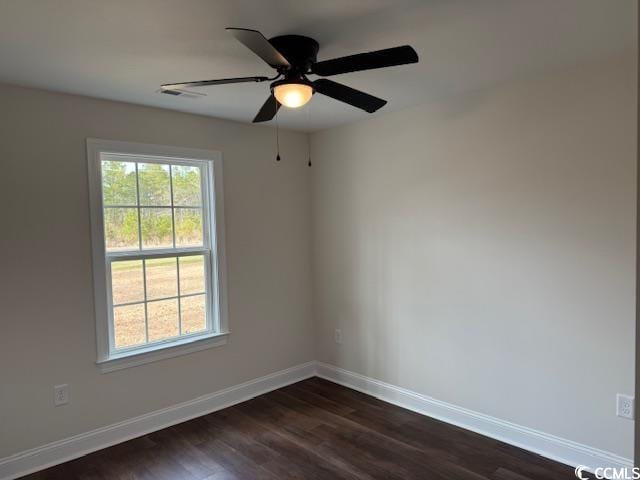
[181,295,207,334]
[104,208,139,252]
[179,255,205,295]
[174,208,203,247]
[138,163,171,206]
[172,165,202,206]
[111,260,144,305]
[141,208,173,249]
[145,257,178,300]
[97,150,218,356]
[101,160,137,206]
[147,299,179,342]
[113,303,146,349]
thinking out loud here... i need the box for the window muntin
[99,153,218,356]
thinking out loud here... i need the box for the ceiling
[0,0,636,131]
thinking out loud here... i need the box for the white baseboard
[316,362,632,473]
[2,361,632,479]
[0,361,316,480]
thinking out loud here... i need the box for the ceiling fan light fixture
[162,28,419,122]
[273,81,313,108]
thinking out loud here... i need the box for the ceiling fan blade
[313,79,386,113]
[253,94,281,123]
[312,45,418,77]
[161,76,269,90]
[226,27,291,68]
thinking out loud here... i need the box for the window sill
[97,331,229,373]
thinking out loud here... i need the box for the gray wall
[0,84,314,458]
[310,54,637,459]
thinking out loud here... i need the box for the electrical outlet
[334,328,343,345]
[616,394,634,420]
[54,384,69,406]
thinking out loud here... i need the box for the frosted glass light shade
[273,83,313,108]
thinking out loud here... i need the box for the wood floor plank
[267,389,494,479]
[290,379,574,480]
[229,401,366,479]
[19,378,579,480]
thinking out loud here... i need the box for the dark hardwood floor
[22,377,581,479]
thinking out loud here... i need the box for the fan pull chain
[275,99,281,162]
[306,99,312,167]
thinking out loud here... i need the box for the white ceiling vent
[157,88,206,100]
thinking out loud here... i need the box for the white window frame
[87,139,229,373]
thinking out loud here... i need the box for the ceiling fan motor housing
[268,35,319,74]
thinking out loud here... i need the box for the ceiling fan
[161,28,419,123]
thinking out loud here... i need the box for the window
[87,139,228,372]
